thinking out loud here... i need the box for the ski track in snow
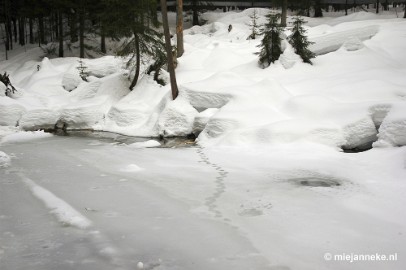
[196,147,229,219]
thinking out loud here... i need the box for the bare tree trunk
[160,0,179,100]
[281,0,287,27]
[192,0,199,25]
[69,11,78,43]
[39,16,45,44]
[58,11,64,57]
[29,18,34,44]
[129,34,140,90]
[176,0,184,57]
[404,4,406,18]
[376,0,380,13]
[79,6,85,58]
[100,21,106,54]
[345,0,348,15]
[18,17,25,45]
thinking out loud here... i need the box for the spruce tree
[288,16,315,64]
[247,9,260,40]
[256,13,283,68]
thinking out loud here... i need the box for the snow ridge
[19,173,92,229]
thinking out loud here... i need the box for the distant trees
[257,13,283,68]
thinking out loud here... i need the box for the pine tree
[288,16,315,64]
[256,13,283,68]
[247,9,260,40]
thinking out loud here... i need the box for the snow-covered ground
[1,9,406,270]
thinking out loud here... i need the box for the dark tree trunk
[13,18,17,43]
[58,11,64,57]
[404,4,406,18]
[383,0,388,10]
[18,17,25,45]
[79,6,85,58]
[100,21,106,54]
[69,11,78,43]
[345,0,348,15]
[176,0,184,57]
[314,0,323,17]
[7,19,13,50]
[376,0,380,13]
[39,16,45,44]
[192,0,199,25]
[281,0,287,27]
[160,0,179,100]
[29,18,34,44]
[55,12,59,39]
[129,34,140,90]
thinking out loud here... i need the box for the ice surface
[1,135,405,270]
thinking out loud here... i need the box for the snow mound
[193,108,219,135]
[374,104,406,147]
[86,56,121,78]
[310,25,378,55]
[1,130,53,144]
[0,101,26,126]
[342,36,364,51]
[279,44,302,69]
[104,76,169,137]
[60,73,129,130]
[0,82,6,97]
[0,151,11,167]
[20,109,60,130]
[128,140,161,148]
[62,66,82,91]
[22,175,92,229]
[158,96,198,137]
[120,164,144,172]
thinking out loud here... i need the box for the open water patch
[51,130,197,148]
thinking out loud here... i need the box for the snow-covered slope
[1,10,406,150]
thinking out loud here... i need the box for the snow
[0,151,11,167]
[128,140,161,148]
[1,9,406,269]
[21,174,92,229]
[0,130,53,144]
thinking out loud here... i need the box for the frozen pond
[1,134,405,270]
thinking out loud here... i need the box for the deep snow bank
[1,11,405,149]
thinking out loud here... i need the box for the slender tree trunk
[129,34,140,90]
[29,18,34,43]
[192,0,199,25]
[39,16,45,44]
[345,0,348,15]
[281,0,287,27]
[376,0,380,13]
[100,21,106,54]
[12,18,17,43]
[404,4,406,18]
[7,19,13,50]
[160,0,179,100]
[314,0,323,17]
[176,0,184,57]
[79,6,85,58]
[58,11,64,57]
[18,17,24,45]
[69,11,78,43]
[55,12,59,39]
